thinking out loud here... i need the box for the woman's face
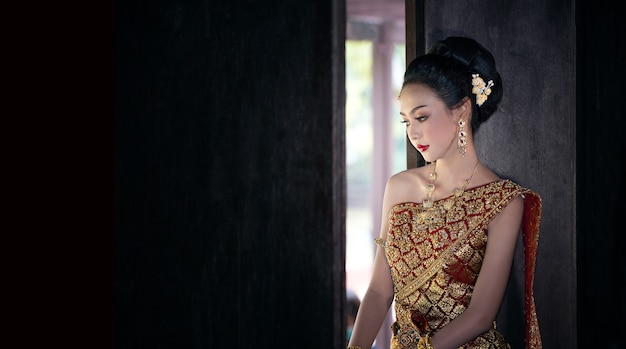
[399,83,459,163]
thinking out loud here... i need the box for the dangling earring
[457,119,467,157]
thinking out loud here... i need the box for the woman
[347,37,542,349]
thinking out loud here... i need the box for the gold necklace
[418,160,480,229]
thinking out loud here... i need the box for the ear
[455,97,472,121]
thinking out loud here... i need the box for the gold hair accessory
[471,73,494,106]
[347,346,362,349]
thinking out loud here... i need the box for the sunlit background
[345,40,406,301]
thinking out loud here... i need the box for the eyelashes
[400,116,428,126]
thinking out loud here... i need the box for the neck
[423,156,481,211]
[432,153,480,183]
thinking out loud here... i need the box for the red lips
[417,144,429,152]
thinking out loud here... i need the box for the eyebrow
[399,104,427,116]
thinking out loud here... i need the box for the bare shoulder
[385,165,432,205]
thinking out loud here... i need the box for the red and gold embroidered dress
[376,180,542,349]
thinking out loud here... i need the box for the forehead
[399,84,441,110]
[400,83,436,100]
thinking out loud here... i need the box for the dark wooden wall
[115,1,346,348]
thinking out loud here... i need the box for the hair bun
[435,37,498,83]
[426,37,504,130]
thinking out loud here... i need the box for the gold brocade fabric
[376,179,543,349]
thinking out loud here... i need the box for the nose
[407,122,421,141]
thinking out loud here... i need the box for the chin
[421,154,436,163]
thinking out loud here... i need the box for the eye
[400,120,410,126]
[415,115,428,122]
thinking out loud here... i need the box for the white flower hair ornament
[471,73,495,106]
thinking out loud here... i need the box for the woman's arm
[430,195,524,349]
[347,177,401,349]
[347,248,395,349]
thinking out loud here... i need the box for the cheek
[428,119,456,142]
[428,120,447,135]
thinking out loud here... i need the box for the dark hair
[401,37,503,133]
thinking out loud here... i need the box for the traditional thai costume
[376,179,542,349]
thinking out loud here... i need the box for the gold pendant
[417,206,445,230]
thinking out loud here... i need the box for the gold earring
[457,119,467,157]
